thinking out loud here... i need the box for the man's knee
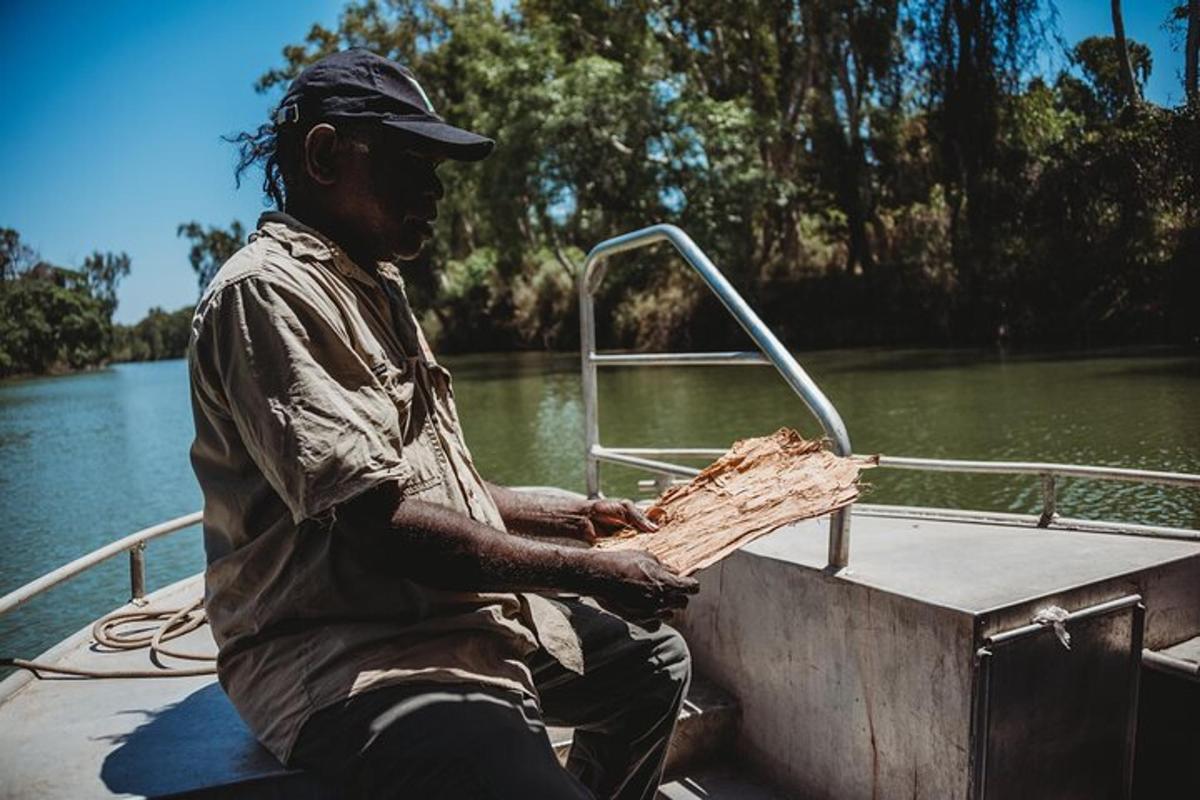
[645,623,691,694]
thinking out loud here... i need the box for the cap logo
[403,74,435,113]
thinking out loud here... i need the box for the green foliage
[0,229,134,377]
[245,1,1197,352]
[1058,36,1153,120]
[112,305,195,363]
[0,228,37,281]
[81,250,131,319]
[177,220,246,292]
[0,271,112,376]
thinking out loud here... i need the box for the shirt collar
[254,212,399,290]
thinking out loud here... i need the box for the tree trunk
[1110,0,1139,104]
[1187,0,1200,106]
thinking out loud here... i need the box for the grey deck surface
[1161,634,1200,662]
[744,506,1200,613]
[0,575,299,799]
[2,505,1198,797]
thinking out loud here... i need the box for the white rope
[2,599,217,679]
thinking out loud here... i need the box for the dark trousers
[289,599,692,799]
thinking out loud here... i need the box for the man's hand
[337,480,698,622]
[583,549,699,620]
[484,483,659,543]
[564,498,658,543]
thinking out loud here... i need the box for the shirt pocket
[368,354,454,504]
[368,355,418,439]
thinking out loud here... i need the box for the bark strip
[595,428,875,576]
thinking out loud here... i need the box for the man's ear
[303,123,339,186]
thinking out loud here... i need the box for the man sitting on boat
[186,49,698,799]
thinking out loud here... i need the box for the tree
[177,220,246,292]
[81,251,132,320]
[906,0,1057,337]
[112,305,195,362]
[1169,2,1200,106]
[1110,0,1139,105]
[0,267,111,376]
[0,228,36,282]
[243,1,1195,352]
[1059,36,1152,120]
[1190,0,1200,106]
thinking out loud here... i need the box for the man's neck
[284,202,382,274]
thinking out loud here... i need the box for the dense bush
[0,234,128,377]
[238,1,1196,353]
[0,276,111,375]
[111,305,195,363]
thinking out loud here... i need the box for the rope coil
[2,599,217,679]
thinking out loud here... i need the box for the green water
[1,349,1198,664]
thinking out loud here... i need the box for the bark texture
[595,428,874,576]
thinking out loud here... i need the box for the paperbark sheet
[594,428,872,576]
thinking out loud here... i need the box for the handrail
[606,445,1200,534]
[0,511,202,619]
[875,456,1200,487]
[605,447,1200,488]
[591,352,771,366]
[578,224,854,569]
[2,449,1197,625]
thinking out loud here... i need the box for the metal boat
[1,226,1197,799]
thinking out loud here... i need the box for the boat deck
[1,504,1198,798]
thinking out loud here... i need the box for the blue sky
[0,1,1187,324]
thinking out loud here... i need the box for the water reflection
[449,348,1200,532]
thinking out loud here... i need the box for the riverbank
[7,341,1196,384]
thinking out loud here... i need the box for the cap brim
[380,117,495,162]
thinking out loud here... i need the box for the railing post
[828,509,851,569]
[129,542,147,605]
[579,269,601,498]
[1038,473,1058,528]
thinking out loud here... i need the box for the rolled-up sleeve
[192,276,412,523]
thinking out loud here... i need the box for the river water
[1,349,1197,664]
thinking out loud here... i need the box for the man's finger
[660,592,691,609]
[575,516,597,543]
[622,500,659,532]
[660,582,697,603]
[660,574,700,594]
[591,499,658,533]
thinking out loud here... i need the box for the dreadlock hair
[226,118,305,210]
[227,115,388,210]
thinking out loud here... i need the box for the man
[188,49,698,799]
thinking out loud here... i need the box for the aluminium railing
[0,512,202,618]
[578,224,856,569]
[624,450,1200,538]
[4,461,1194,630]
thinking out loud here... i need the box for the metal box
[676,507,1200,800]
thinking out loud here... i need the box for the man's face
[337,128,446,263]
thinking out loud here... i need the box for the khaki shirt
[188,213,580,762]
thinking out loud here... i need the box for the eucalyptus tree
[177,220,246,292]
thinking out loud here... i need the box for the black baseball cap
[274,49,494,162]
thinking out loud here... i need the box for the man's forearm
[338,480,600,593]
[484,481,586,538]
